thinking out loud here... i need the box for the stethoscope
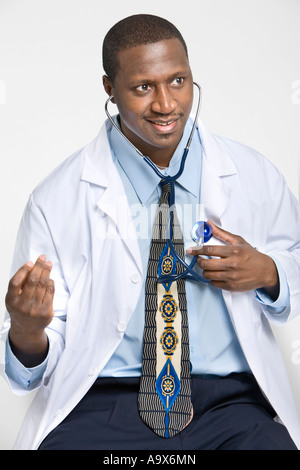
[105,82,211,285]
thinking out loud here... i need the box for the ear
[102,75,116,104]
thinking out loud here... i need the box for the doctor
[1,14,300,450]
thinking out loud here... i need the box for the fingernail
[46,260,53,267]
[187,247,198,254]
[26,261,34,267]
[39,255,46,261]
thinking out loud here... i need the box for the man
[1,14,300,450]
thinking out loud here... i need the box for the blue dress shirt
[100,117,289,377]
[5,118,290,387]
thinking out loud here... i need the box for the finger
[201,263,229,280]
[207,220,243,246]
[187,244,235,258]
[6,261,34,299]
[21,255,49,297]
[42,278,55,306]
[31,261,53,304]
[197,256,229,271]
[210,280,228,290]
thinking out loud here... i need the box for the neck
[147,151,173,169]
[138,141,182,168]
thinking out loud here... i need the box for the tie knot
[160,180,171,195]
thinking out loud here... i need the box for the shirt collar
[109,116,201,204]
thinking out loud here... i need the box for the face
[103,38,194,165]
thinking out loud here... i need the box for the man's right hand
[5,255,55,367]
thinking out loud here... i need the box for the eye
[171,77,184,86]
[136,84,151,93]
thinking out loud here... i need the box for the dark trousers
[38,373,297,450]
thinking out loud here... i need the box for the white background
[0,0,299,450]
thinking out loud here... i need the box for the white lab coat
[1,119,300,449]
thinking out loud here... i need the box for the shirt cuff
[255,256,290,315]
[5,337,48,389]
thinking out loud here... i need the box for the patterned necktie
[138,180,193,438]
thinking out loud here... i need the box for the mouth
[146,116,181,134]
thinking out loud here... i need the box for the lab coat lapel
[96,176,143,276]
[81,122,143,276]
[197,120,237,227]
[196,122,250,341]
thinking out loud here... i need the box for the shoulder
[213,133,283,185]
[214,134,278,172]
[198,120,281,182]
[31,121,114,209]
[31,147,86,207]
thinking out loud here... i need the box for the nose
[151,85,176,114]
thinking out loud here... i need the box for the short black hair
[102,14,188,84]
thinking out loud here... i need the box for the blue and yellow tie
[138,181,193,438]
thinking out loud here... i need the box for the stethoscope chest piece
[191,221,212,246]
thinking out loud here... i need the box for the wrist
[9,329,49,367]
[261,256,279,300]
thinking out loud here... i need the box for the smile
[147,118,180,133]
[151,119,177,126]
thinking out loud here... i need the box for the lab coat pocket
[224,291,262,344]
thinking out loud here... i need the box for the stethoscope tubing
[157,208,210,285]
[104,81,202,184]
[105,82,210,285]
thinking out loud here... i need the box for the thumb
[207,220,242,246]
